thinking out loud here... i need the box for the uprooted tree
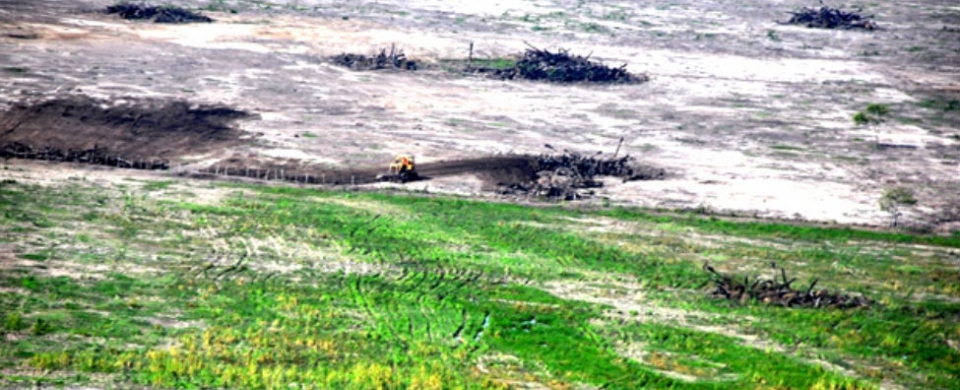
[781,3,876,30]
[498,143,666,201]
[105,2,214,23]
[474,45,648,84]
[703,262,872,309]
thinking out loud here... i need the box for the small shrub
[30,317,54,336]
[946,100,960,111]
[853,103,889,147]
[879,187,917,227]
[767,30,781,42]
[852,112,869,125]
[866,103,889,117]
[4,312,24,331]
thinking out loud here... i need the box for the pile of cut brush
[499,143,665,201]
[332,45,418,71]
[476,45,648,84]
[781,3,875,30]
[1,142,169,170]
[703,262,872,309]
[105,2,213,23]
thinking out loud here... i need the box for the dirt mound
[197,151,661,201]
[781,4,876,30]
[0,96,250,166]
[208,155,538,186]
[331,45,418,71]
[475,46,648,84]
[105,3,214,24]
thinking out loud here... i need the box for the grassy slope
[0,178,958,389]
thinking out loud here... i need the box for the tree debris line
[475,46,648,84]
[781,4,875,30]
[0,142,169,170]
[332,45,418,71]
[703,262,872,309]
[498,148,665,201]
[105,2,214,24]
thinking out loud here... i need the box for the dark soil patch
[0,95,251,165]
[780,4,876,30]
[207,155,538,186]
[331,45,418,71]
[105,3,214,24]
[4,32,39,40]
[472,46,648,84]
[204,150,663,202]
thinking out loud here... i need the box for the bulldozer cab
[389,155,415,174]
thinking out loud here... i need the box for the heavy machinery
[376,154,419,183]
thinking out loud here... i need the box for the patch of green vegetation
[766,30,781,42]
[18,252,49,261]
[920,98,960,112]
[906,46,925,52]
[300,131,318,138]
[854,103,888,127]
[141,180,175,192]
[470,58,516,69]
[603,322,875,389]
[597,206,959,248]
[580,22,609,34]
[1,180,958,389]
[203,0,238,13]
[602,10,630,21]
[771,144,804,151]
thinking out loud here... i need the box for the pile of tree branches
[1,142,169,170]
[703,262,872,309]
[332,45,418,71]
[499,145,665,201]
[105,2,214,24]
[781,3,876,30]
[477,45,648,84]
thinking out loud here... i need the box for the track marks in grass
[602,322,877,389]
[2,179,959,388]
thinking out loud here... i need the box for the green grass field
[0,177,958,389]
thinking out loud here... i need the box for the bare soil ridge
[0,96,250,162]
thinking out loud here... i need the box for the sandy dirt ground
[1,0,958,230]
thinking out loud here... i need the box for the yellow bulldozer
[376,154,419,183]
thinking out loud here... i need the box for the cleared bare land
[1,0,959,228]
